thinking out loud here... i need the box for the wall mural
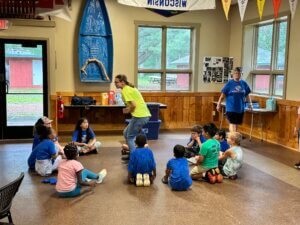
[79,0,113,82]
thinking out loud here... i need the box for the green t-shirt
[122,85,151,118]
[199,139,220,168]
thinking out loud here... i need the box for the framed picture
[203,57,233,83]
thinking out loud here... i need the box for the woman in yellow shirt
[114,74,151,153]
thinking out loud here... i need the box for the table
[64,102,167,117]
[213,101,276,141]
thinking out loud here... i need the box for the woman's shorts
[226,112,244,125]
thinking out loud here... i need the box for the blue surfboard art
[79,0,113,82]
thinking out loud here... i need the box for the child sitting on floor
[56,143,107,197]
[185,125,206,158]
[128,134,156,186]
[28,126,63,176]
[72,117,101,155]
[215,129,230,154]
[162,144,192,191]
[190,123,222,184]
[218,132,243,180]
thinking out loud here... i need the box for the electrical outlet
[212,111,216,116]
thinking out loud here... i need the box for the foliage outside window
[250,16,288,97]
[137,24,194,91]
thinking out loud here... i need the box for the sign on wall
[203,57,233,83]
[117,0,216,11]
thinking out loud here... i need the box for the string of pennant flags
[222,0,298,21]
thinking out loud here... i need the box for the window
[243,16,289,97]
[136,24,194,91]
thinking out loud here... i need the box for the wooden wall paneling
[176,96,184,127]
[182,96,190,127]
[195,96,202,124]
[188,96,196,123]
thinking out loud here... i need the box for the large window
[243,16,288,97]
[136,24,194,91]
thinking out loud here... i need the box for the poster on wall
[203,57,233,83]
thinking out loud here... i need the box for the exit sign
[0,20,9,30]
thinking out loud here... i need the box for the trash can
[125,119,161,140]
[147,103,160,121]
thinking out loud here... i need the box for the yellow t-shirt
[122,85,151,118]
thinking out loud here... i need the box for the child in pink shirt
[56,143,107,197]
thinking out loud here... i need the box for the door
[0,39,48,139]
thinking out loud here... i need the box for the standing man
[217,67,252,132]
[114,74,151,153]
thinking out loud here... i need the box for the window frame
[134,21,199,92]
[248,15,290,98]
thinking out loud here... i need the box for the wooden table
[213,101,276,141]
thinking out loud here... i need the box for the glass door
[0,39,48,139]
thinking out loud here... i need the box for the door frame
[0,38,48,139]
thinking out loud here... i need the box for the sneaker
[97,169,107,184]
[136,173,143,186]
[294,162,300,169]
[121,155,130,161]
[161,177,168,184]
[229,174,238,180]
[207,170,216,184]
[143,173,150,187]
[85,178,92,182]
[216,174,223,183]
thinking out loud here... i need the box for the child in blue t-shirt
[185,125,206,158]
[28,126,62,176]
[72,117,101,155]
[162,145,192,191]
[128,134,156,187]
[215,129,230,153]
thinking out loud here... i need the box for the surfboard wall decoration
[79,0,113,82]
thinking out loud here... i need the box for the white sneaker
[85,178,92,182]
[97,169,107,184]
[143,173,150,187]
[136,173,143,187]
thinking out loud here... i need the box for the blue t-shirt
[72,128,95,144]
[188,135,206,148]
[167,158,192,191]
[128,148,156,177]
[28,139,56,169]
[32,134,41,150]
[222,80,251,113]
[35,139,56,160]
[220,140,230,153]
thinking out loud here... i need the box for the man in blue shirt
[217,67,253,132]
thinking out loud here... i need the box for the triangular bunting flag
[222,0,232,20]
[273,0,281,18]
[289,0,298,19]
[238,0,248,22]
[257,0,266,20]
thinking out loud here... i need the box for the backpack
[71,96,95,105]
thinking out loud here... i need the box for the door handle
[5,80,9,94]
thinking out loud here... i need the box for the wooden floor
[1,132,300,225]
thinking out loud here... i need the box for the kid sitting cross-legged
[128,134,156,187]
[218,132,243,180]
[190,123,222,184]
[162,144,192,191]
[56,143,107,197]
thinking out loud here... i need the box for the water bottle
[266,97,276,111]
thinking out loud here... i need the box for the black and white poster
[203,57,233,83]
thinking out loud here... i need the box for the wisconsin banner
[117,0,216,11]
[222,0,231,20]
[289,0,298,19]
[273,0,281,18]
[257,0,266,20]
[238,0,248,22]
